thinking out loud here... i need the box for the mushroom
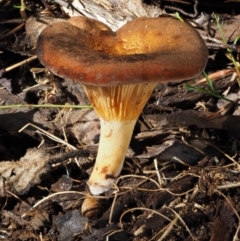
[36,16,208,195]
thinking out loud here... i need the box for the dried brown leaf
[0,148,50,196]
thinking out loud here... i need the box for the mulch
[0,0,240,240]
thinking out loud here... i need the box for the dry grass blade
[116,174,161,189]
[218,182,240,189]
[19,123,77,150]
[156,217,178,241]
[199,138,240,169]
[31,190,87,211]
[119,207,175,230]
[165,206,197,240]
[154,158,166,185]
[108,185,120,224]
[105,230,124,241]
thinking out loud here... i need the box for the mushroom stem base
[88,118,136,195]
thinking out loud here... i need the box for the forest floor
[0,0,240,240]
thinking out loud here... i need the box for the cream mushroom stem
[82,82,158,195]
[88,118,136,195]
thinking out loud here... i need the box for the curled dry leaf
[0,148,50,196]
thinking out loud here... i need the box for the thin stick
[108,186,119,224]
[0,23,25,40]
[165,206,196,240]
[19,123,77,150]
[4,55,38,72]
[154,158,165,185]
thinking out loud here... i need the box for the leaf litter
[0,0,240,240]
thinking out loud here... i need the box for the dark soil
[0,0,240,240]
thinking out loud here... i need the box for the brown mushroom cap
[36,16,208,86]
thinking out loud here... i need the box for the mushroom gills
[84,82,158,195]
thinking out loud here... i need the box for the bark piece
[54,0,161,31]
